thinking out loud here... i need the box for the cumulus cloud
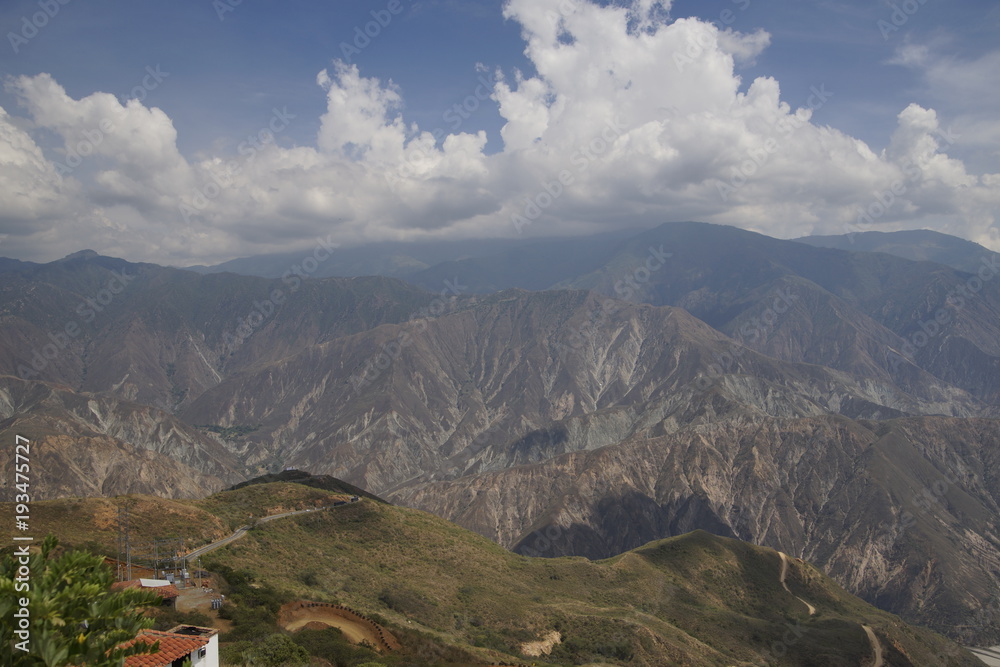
[0,0,998,263]
[889,41,1000,193]
[0,106,72,232]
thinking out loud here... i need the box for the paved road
[186,502,351,560]
[186,525,250,560]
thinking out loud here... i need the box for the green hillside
[203,489,980,666]
[5,481,983,666]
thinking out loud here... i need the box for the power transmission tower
[115,498,136,582]
[132,537,186,583]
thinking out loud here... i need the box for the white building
[123,625,219,667]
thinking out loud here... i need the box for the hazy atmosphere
[3,3,1000,667]
[1,0,999,264]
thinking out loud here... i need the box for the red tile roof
[121,629,209,667]
[111,579,180,600]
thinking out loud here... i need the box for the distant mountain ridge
[181,229,642,281]
[1,223,999,644]
[797,229,1000,274]
[169,225,997,286]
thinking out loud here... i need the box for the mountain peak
[59,249,101,262]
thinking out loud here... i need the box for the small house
[111,579,181,609]
[122,625,219,667]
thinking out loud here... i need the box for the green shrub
[220,641,253,665]
[292,626,380,664]
[377,587,433,618]
[297,569,321,587]
[240,633,309,666]
[468,626,515,653]
[149,606,214,631]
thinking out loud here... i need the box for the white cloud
[889,40,1000,178]
[316,62,406,159]
[0,106,73,232]
[0,0,998,263]
[9,74,193,197]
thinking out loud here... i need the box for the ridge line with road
[777,551,883,666]
[186,498,358,560]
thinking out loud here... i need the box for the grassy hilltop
[4,478,983,666]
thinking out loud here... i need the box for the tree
[1,536,162,666]
[240,633,309,666]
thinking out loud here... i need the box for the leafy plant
[240,634,310,666]
[0,536,161,666]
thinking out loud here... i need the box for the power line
[115,498,135,582]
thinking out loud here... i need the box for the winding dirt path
[778,552,816,616]
[862,625,885,667]
[776,553,882,665]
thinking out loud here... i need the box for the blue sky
[1,0,998,264]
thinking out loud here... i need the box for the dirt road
[862,625,884,667]
[279,601,400,653]
[186,501,352,559]
[777,552,882,665]
[778,552,816,616]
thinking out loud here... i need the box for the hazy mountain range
[1,222,998,645]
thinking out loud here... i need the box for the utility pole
[132,537,185,583]
[115,498,135,582]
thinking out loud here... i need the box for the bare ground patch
[278,600,400,653]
